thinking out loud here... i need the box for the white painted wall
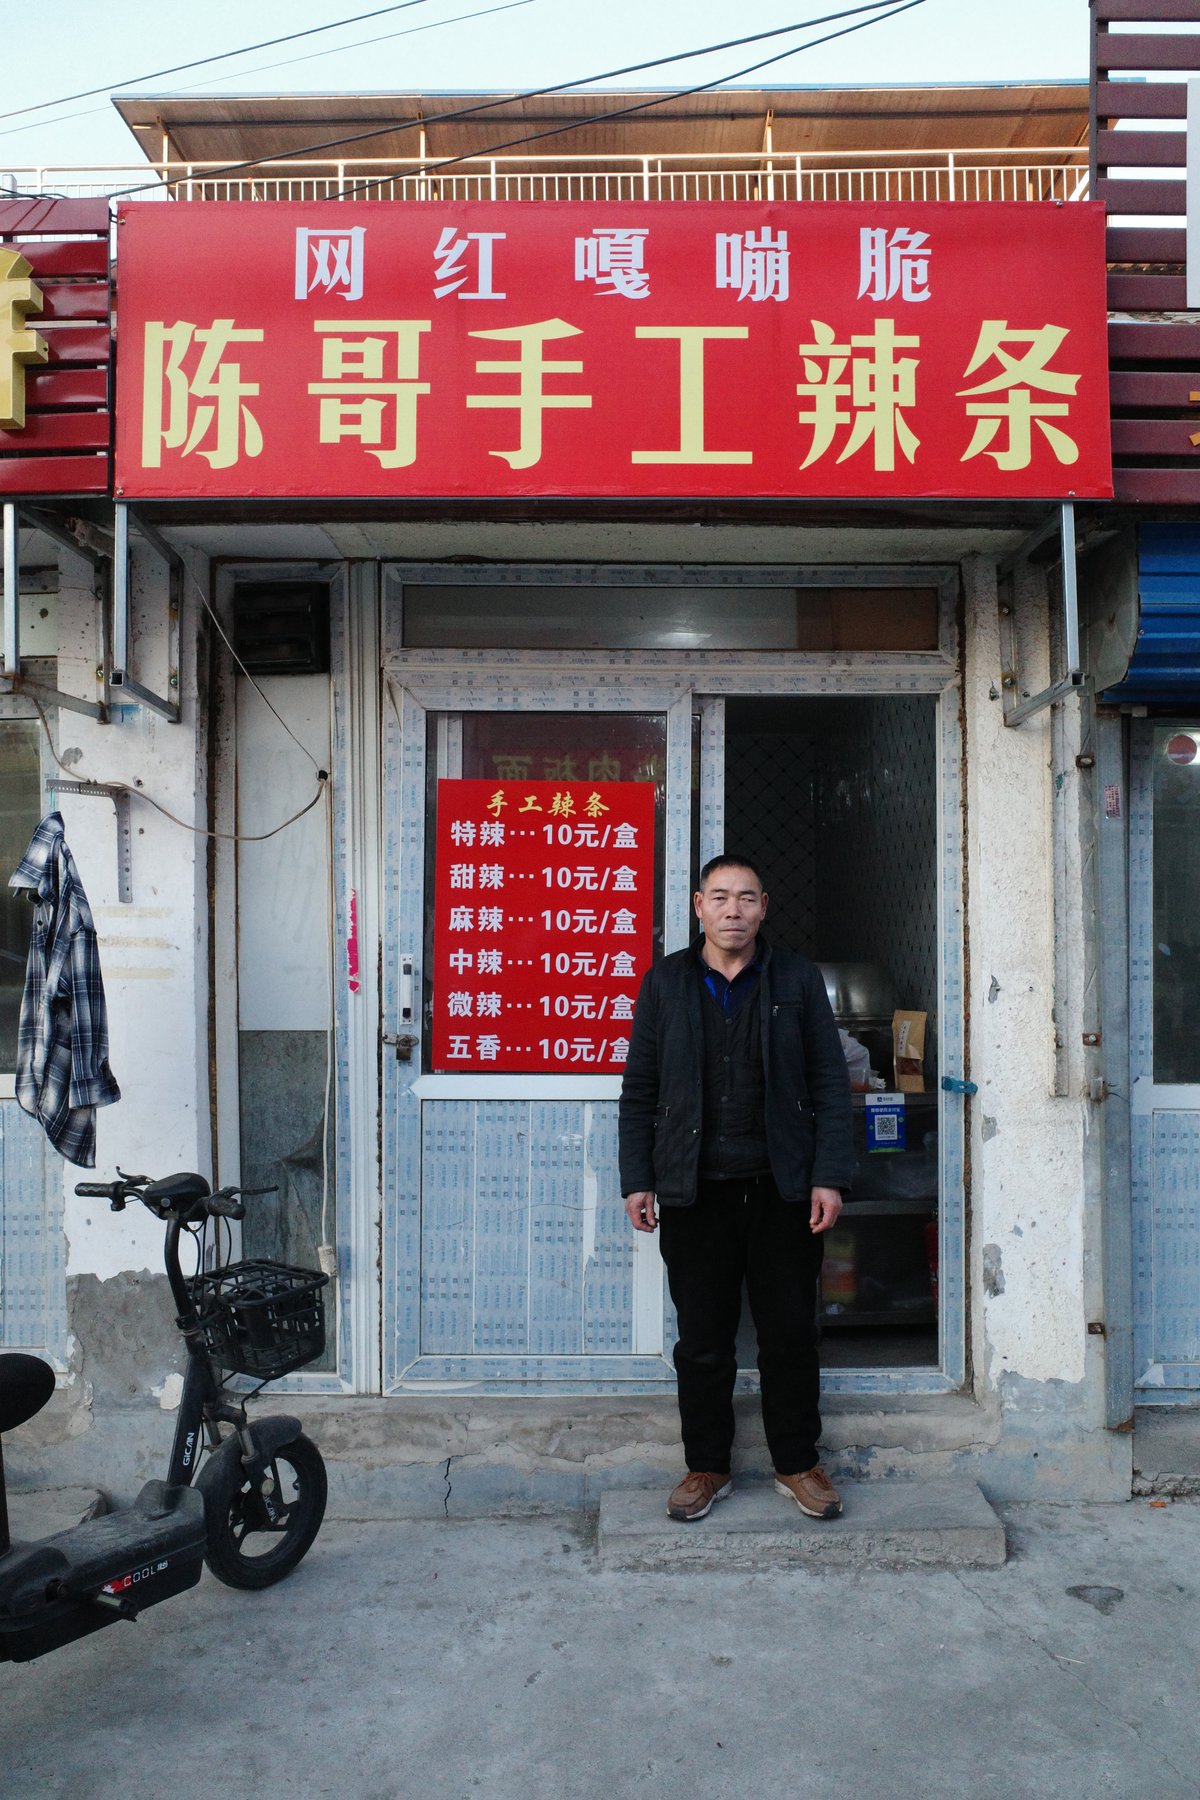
[50,544,210,1281]
[236,674,331,1033]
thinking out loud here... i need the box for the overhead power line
[167,0,532,93]
[0,1,448,124]
[0,1,534,143]
[108,0,915,196]
[332,0,929,202]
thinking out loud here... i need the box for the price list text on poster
[431,779,656,1073]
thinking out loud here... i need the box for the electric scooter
[0,1170,329,1663]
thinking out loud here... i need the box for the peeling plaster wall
[961,557,1094,1404]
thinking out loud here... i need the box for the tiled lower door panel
[409,1098,666,1384]
[1134,1110,1200,1389]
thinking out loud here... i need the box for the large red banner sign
[114,201,1111,501]
[430,779,655,1073]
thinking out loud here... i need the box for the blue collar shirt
[695,939,764,1014]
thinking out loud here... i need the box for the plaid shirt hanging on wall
[9,811,121,1167]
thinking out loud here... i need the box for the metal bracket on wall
[997,501,1085,728]
[45,776,133,904]
[111,503,181,722]
[1,500,110,722]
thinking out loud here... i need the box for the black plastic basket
[189,1260,329,1380]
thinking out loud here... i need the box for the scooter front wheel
[201,1432,327,1590]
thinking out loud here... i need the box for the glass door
[381,681,693,1392]
[1130,721,1200,1400]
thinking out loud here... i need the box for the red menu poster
[431,779,656,1072]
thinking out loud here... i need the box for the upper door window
[401,583,940,652]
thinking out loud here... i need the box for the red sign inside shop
[114,201,1111,502]
[430,779,655,1073]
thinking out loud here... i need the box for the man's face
[693,865,768,952]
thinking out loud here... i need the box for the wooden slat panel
[1110,369,1200,407]
[1106,224,1187,261]
[1095,176,1188,212]
[1111,418,1200,454]
[1095,33,1200,70]
[1096,0,1200,17]
[0,412,109,452]
[8,239,109,278]
[37,324,110,365]
[1096,128,1187,167]
[1095,79,1187,119]
[1108,270,1189,308]
[1110,320,1200,359]
[1114,466,1200,502]
[24,367,108,409]
[0,454,108,494]
[33,281,109,323]
[0,198,108,234]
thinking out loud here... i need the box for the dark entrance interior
[724,695,940,1371]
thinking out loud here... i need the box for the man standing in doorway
[619,855,853,1521]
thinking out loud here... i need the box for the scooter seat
[0,1354,56,1435]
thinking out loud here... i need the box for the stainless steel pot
[817,961,900,1023]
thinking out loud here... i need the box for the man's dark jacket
[618,938,853,1205]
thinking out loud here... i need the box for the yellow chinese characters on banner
[115,201,1113,500]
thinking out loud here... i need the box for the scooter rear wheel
[202,1431,327,1590]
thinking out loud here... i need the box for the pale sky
[1,0,1089,174]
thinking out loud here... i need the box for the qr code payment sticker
[874,1114,899,1141]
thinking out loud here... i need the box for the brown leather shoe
[667,1471,732,1521]
[774,1464,842,1519]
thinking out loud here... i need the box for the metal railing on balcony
[4,148,1091,206]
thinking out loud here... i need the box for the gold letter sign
[0,248,49,430]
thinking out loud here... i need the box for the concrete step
[1133,1406,1200,1497]
[597,1477,1005,1571]
[5,1486,107,1543]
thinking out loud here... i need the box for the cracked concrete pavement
[3,1497,1199,1799]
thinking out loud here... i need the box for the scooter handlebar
[206,1191,246,1220]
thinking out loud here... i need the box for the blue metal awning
[1104,525,1200,704]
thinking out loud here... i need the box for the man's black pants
[658,1173,825,1476]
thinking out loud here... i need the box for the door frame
[378,560,967,1396]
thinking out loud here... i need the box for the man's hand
[625,1190,658,1232]
[809,1186,843,1233]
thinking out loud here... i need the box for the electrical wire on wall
[32,566,328,846]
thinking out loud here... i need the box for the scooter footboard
[0,1480,207,1663]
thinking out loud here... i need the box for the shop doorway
[378,563,964,1398]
